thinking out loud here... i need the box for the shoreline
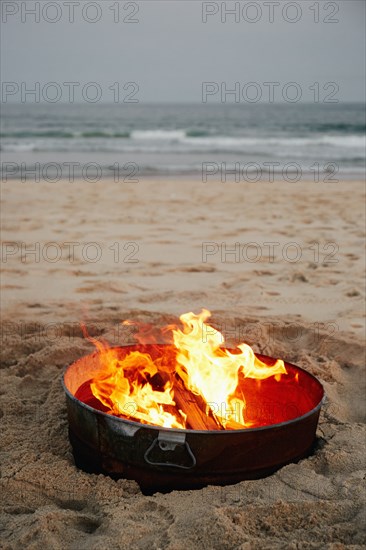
[1,156,365,183]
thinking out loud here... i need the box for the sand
[1,177,365,549]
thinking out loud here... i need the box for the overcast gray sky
[1,0,365,103]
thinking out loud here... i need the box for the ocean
[1,103,365,181]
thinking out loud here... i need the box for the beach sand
[1,177,365,548]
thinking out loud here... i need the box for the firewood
[172,375,224,431]
[224,419,246,430]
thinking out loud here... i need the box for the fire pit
[62,310,324,491]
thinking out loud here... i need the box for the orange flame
[83,310,287,430]
[172,310,286,427]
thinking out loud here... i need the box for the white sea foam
[319,135,366,148]
[1,142,36,152]
[132,130,186,140]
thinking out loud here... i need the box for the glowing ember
[78,310,288,430]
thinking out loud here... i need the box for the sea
[1,103,365,181]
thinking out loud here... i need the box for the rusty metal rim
[62,348,325,435]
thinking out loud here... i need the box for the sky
[1,0,365,103]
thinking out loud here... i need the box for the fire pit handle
[144,431,197,470]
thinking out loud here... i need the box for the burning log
[172,375,223,431]
[225,419,246,430]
